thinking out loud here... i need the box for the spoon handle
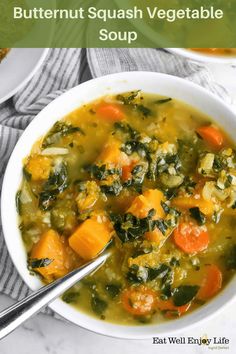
[0,251,109,340]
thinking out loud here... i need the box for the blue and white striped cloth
[0,48,229,306]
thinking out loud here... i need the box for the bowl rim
[0,48,49,105]
[167,48,236,64]
[1,71,236,339]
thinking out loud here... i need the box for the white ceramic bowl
[0,48,49,104]
[168,48,236,64]
[1,72,236,339]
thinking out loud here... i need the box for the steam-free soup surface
[17,91,236,325]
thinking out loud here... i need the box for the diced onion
[20,184,32,204]
[41,147,69,156]
[198,153,214,175]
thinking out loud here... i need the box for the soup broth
[17,91,236,325]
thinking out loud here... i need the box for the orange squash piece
[128,189,165,219]
[145,228,164,243]
[25,155,51,181]
[127,189,166,244]
[31,229,71,281]
[172,195,214,216]
[97,138,129,167]
[69,215,113,260]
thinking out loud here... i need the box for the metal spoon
[0,247,111,340]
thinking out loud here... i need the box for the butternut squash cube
[97,138,129,167]
[31,229,71,281]
[128,189,165,219]
[25,155,51,181]
[172,195,214,216]
[69,216,113,260]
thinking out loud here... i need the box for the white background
[0,63,236,354]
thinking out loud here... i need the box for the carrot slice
[121,286,157,316]
[122,164,133,181]
[196,125,224,150]
[197,264,222,300]
[173,222,209,254]
[97,103,124,122]
[157,297,191,317]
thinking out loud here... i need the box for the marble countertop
[0,63,236,354]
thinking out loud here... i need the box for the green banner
[0,0,236,48]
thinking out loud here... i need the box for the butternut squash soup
[17,91,236,325]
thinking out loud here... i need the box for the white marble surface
[0,63,236,354]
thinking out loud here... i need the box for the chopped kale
[39,163,68,211]
[164,188,178,200]
[116,91,152,117]
[16,190,22,215]
[148,264,171,281]
[111,199,180,243]
[155,219,168,235]
[126,265,148,284]
[100,180,123,196]
[130,164,146,186]
[91,295,108,315]
[28,258,53,269]
[225,244,236,270]
[116,90,140,105]
[170,257,180,267]
[155,98,172,105]
[156,154,181,175]
[189,207,206,225]
[225,174,233,188]
[161,201,181,221]
[105,283,122,298]
[126,264,171,284]
[121,140,148,157]
[110,209,156,243]
[160,268,174,298]
[161,201,170,214]
[136,104,152,117]
[88,164,121,181]
[62,291,80,303]
[42,121,84,148]
[172,285,200,306]
[113,121,139,140]
[181,176,197,194]
[213,155,225,172]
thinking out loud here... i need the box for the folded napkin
[0,48,229,308]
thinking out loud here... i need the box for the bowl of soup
[1,71,236,339]
[168,48,236,64]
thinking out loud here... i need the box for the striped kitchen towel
[0,48,230,308]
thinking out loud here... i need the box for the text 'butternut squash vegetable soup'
[17,91,236,325]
